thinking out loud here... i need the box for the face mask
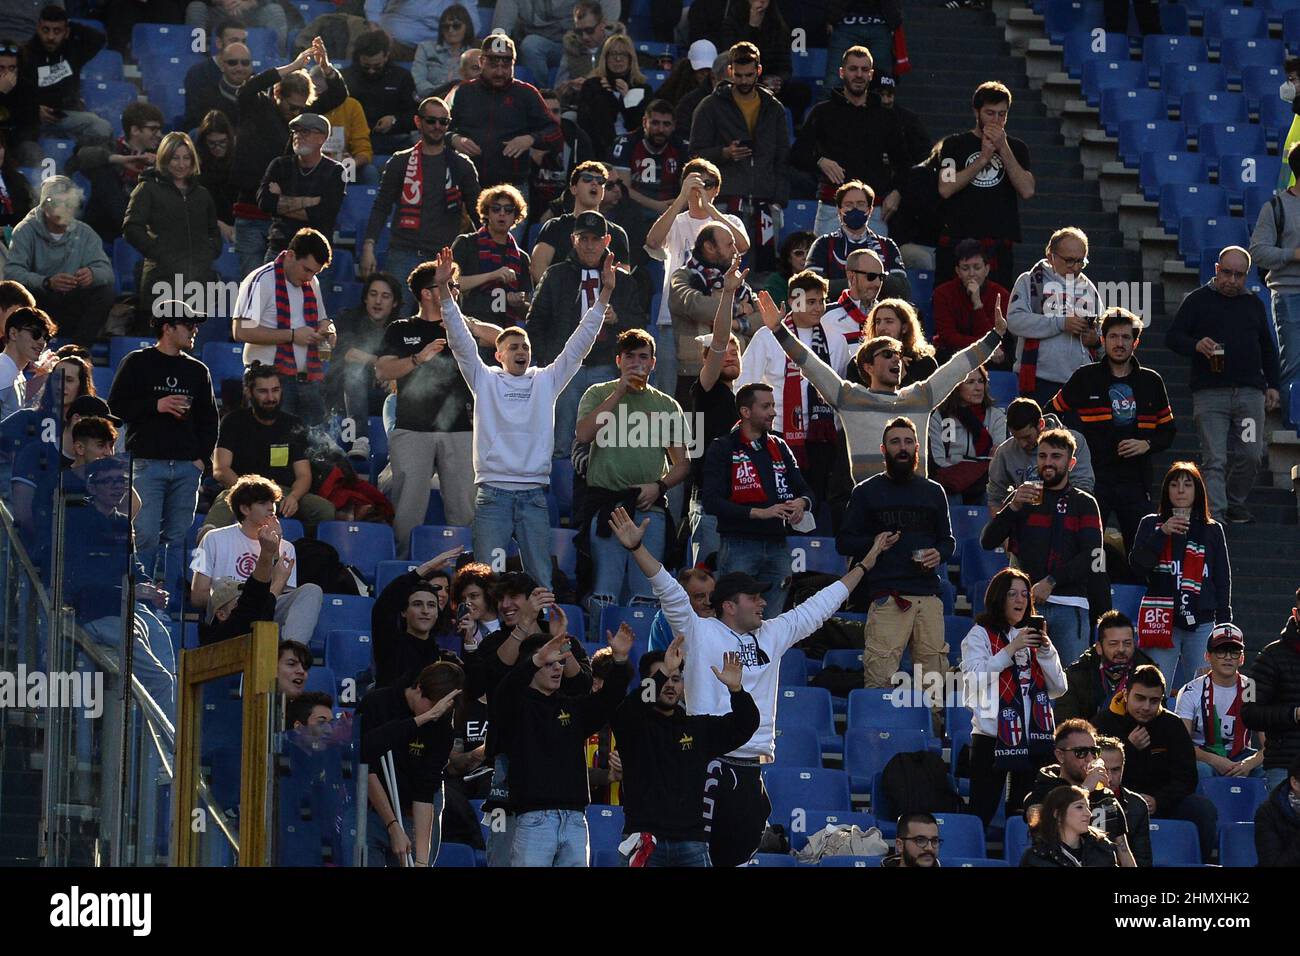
[1281,81,1297,103]
[842,208,869,230]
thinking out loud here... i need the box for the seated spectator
[287,691,335,735]
[3,176,113,346]
[530,161,629,281]
[1097,734,1154,867]
[256,112,346,261]
[932,237,1012,368]
[450,562,500,653]
[413,5,479,99]
[329,271,402,463]
[928,366,1007,504]
[958,567,1066,825]
[758,230,815,309]
[881,812,941,868]
[1054,610,1155,721]
[1242,596,1300,793]
[451,184,533,326]
[670,225,758,390]
[201,363,337,535]
[190,474,325,650]
[493,0,621,88]
[277,639,312,699]
[183,18,247,122]
[1020,784,1120,867]
[20,7,111,143]
[555,1,624,100]
[435,49,482,105]
[0,39,40,166]
[648,569,714,653]
[1173,623,1266,780]
[362,0,445,61]
[1094,663,1219,863]
[197,111,238,245]
[0,323,81,490]
[867,299,935,387]
[609,100,689,222]
[0,131,36,235]
[575,34,651,162]
[372,545,466,689]
[702,382,814,619]
[200,518,292,646]
[184,37,253,131]
[320,91,377,186]
[343,28,418,156]
[66,101,163,243]
[987,397,1094,512]
[186,1,287,48]
[528,87,596,225]
[1128,462,1231,689]
[818,248,883,348]
[1254,755,1300,867]
[805,181,908,303]
[0,304,55,419]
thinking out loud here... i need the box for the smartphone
[737,139,754,149]
[457,601,471,622]
[1024,615,1046,644]
[537,606,549,625]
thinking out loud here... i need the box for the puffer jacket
[1254,777,1300,867]
[1242,618,1300,772]
[123,168,222,304]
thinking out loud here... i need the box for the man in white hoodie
[439,246,615,590]
[609,504,874,868]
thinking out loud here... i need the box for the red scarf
[1138,535,1208,649]
[273,252,323,382]
[987,626,1056,769]
[395,147,461,233]
[729,429,790,505]
[780,317,837,464]
[952,403,993,457]
[834,290,871,344]
[1199,673,1248,759]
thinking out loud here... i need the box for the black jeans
[968,733,1049,829]
[703,759,771,868]
[1104,0,1162,35]
[1093,475,1152,561]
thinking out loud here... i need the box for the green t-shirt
[577,381,689,491]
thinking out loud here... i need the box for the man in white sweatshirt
[438,246,616,589]
[609,504,873,868]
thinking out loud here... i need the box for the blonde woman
[576,34,652,158]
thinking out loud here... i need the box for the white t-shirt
[0,352,24,419]
[191,523,298,587]
[653,210,748,326]
[233,261,328,372]
[1174,674,1254,749]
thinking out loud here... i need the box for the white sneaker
[348,437,370,460]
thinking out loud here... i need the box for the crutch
[380,751,414,867]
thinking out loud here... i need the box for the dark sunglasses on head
[419,114,451,126]
[848,269,884,281]
[0,44,19,56]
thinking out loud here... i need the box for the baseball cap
[288,112,330,135]
[1207,623,1245,652]
[153,298,208,329]
[482,32,516,59]
[688,39,718,71]
[206,578,244,623]
[710,571,770,611]
[571,211,608,236]
[67,394,123,425]
[871,73,898,92]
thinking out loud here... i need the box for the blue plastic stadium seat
[598,604,654,651]
[586,804,624,850]
[1284,10,1300,46]
[1202,6,1268,50]
[1260,0,1300,25]
[200,341,246,390]
[1179,91,1248,129]
[793,810,875,851]
[1178,216,1250,269]
[336,186,379,236]
[92,365,114,397]
[317,521,396,585]
[763,767,852,826]
[1157,183,1229,233]
[773,725,822,768]
[1216,153,1278,204]
[1289,382,1300,430]
[787,535,847,575]
[1197,777,1267,824]
[846,688,932,733]
[552,527,578,579]
[1196,123,1267,169]
[324,628,372,701]
[83,80,139,128]
[432,842,476,867]
[555,603,585,641]
[844,728,930,794]
[745,853,798,866]
[966,576,993,614]
[374,560,420,595]
[1149,819,1202,865]
[822,648,864,672]
[774,687,837,752]
[1004,813,1030,862]
[1218,37,1286,84]
[934,812,987,859]
[409,524,472,561]
[111,334,155,371]
[82,48,124,82]
[1162,63,1228,110]
[1160,3,1190,34]
[1043,0,1103,44]
[38,137,76,172]
[303,665,337,698]
[1080,60,1145,109]
[112,237,143,293]
[1218,822,1257,867]
[939,578,956,616]
[1100,88,1165,138]
[1117,119,1186,170]
[960,538,1009,591]
[310,594,375,656]
[949,503,991,544]
[1260,95,1295,144]
[817,854,882,867]
[1140,34,1207,85]
[1061,30,1129,80]
[280,518,305,541]
[783,200,817,238]
[987,370,1018,406]
[780,648,809,688]
[131,23,192,58]
[243,27,281,63]
[947,857,1009,867]
[1138,151,1207,202]
[790,46,826,79]
[1240,65,1286,112]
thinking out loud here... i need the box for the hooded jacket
[793,88,911,204]
[123,168,222,301]
[688,81,790,203]
[524,252,644,368]
[1006,260,1101,388]
[1241,618,1300,771]
[2,206,113,291]
[1253,777,1300,867]
[1053,644,1158,723]
[985,412,1095,510]
[1019,831,1119,867]
[1092,693,1199,814]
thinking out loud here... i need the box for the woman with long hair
[1021,784,1123,867]
[576,34,653,159]
[0,130,36,235]
[196,111,237,244]
[1128,461,1233,691]
[413,4,479,97]
[960,567,1068,827]
[869,298,937,386]
[928,365,1008,503]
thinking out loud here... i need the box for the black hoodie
[1092,698,1199,815]
[1254,778,1300,867]
[794,87,911,205]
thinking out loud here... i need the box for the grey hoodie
[985,412,1094,511]
[2,206,113,292]
[1248,188,1300,295]
[1006,258,1100,388]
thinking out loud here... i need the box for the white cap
[688,39,718,71]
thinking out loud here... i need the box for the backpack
[880,750,963,818]
[291,537,367,596]
[809,665,865,697]
[1259,193,1286,284]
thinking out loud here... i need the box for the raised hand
[531,634,573,668]
[608,506,648,550]
[601,254,619,291]
[711,651,744,692]
[664,634,685,674]
[433,246,457,286]
[992,293,1007,335]
[547,602,568,638]
[722,254,748,292]
[756,290,782,331]
[607,622,636,660]
[417,544,464,577]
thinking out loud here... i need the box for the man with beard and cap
[371,544,466,689]
[610,638,759,867]
[257,111,347,261]
[608,504,878,868]
[981,429,1106,667]
[753,288,1006,482]
[669,223,759,394]
[610,100,688,217]
[360,95,481,293]
[881,812,942,867]
[702,382,815,620]
[529,161,630,281]
[935,81,1035,290]
[448,34,563,192]
[837,417,955,691]
[805,181,910,303]
[1054,610,1156,722]
[198,362,337,539]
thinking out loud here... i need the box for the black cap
[871,73,898,91]
[571,211,608,236]
[711,572,771,611]
[67,395,122,425]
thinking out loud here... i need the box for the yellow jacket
[324,97,374,167]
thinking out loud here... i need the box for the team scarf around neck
[1138,532,1207,648]
[475,226,525,292]
[728,424,792,505]
[273,252,324,382]
[1015,259,1097,393]
[780,315,837,462]
[952,403,993,457]
[1099,656,1134,700]
[834,289,871,343]
[986,626,1056,769]
[396,147,462,233]
[685,252,757,317]
[1200,672,1248,759]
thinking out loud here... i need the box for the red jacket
[932,277,1010,354]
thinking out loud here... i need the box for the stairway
[0,711,43,866]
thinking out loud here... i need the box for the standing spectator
[375,259,476,557]
[371,546,465,689]
[413,5,479,99]
[1104,0,1161,35]
[65,101,163,243]
[124,132,223,326]
[108,302,219,594]
[256,111,346,261]
[343,29,418,155]
[670,44,724,136]
[527,87,597,225]
[720,0,808,123]
[1020,785,1121,867]
[1254,755,1300,867]
[1006,226,1100,406]
[555,1,622,98]
[872,72,931,167]
[929,366,1008,504]
[3,176,113,347]
[526,211,641,458]
[0,39,40,165]
[1050,306,1175,558]
[1054,610,1156,722]
[688,42,789,271]
[1092,664,1219,864]
[1242,594,1300,792]
[448,34,563,191]
[668,224,759,390]
[360,94,481,290]
[320,85,377,186]
[867,299,935,387]
[804,181,908,301]
[232,37,347,278]
[958,569,1066,826]
[822,1,901,94]
[184,37,252,131]
[1165,246,1282,523]
[575,35,651,162]
[795,48,907,239]
[575,330,691,617]
[1173,623,1266,780]
[200,362,337,535]
[979,428,1106,667]
[931,237,1012,367]
[529,161,629,281]
[330,271,401,463]
[935,81,1035,290]
[702,383,815,618]
[818,248,884,347]
[197,111,237,244]
[492,0,621,88]
[185,0,287,50]
[232,227,337,426]
[20,6,111,143]
[840,416,956,691]
[609,100,689,217]
[987,397,1094,511]
[1250,144,1300,407]
[451,184,532,326]
[1128,462,1231,689]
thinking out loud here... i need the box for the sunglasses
[577,25,600,36]
[1211,646,1243,658]
[869,348,899,361]
[13,327,49,341]
[489,203,518,214]
[1062,746,1101,759]
[0,44,19,56]
[419,114,451,126]
[698,178,720,189]
[578,173,607,186]
[443,19,466,29]
[224,58,251,66]
[848,269,884,281]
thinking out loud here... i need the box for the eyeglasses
[902,836,942,849]
[1053,254,1088,268]
[848,269,884,281]
[578,173,607,186]
[419,114,451,126]
[90,475,128,487]
[1063,746,1101,759]
[870,348,899,361]
[1211,647,1243,658]
[223,58,251,66]
[489,203,518,214]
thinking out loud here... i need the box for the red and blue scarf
[986,626,1056,769]
[833,289,871,344]
[780,316,837,465]
[273,252,323,382]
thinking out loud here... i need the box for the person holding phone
[959,567,1068,828]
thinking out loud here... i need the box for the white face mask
[1281,81,1297,103]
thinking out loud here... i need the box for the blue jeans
[588,508,666,614]
[629,839,712,867]
[554,364,618,459]
[1195,748,1266,779]
[689,506,720,568]
[518,34,563,87]
[1270,291,1300,402]
[42,109,111,143]
[718,535,791,620]
[383,392,398,434]
[1144,620,1214,694]
[824,23,893,96]
[382,245,434,312]
[511,808,589,867]
[133,458,202,599]
[235,217,272,280]
[365,784,444,866]
[86,605,178,724]
[1041,602,1090,668]
[279,375,328,428]
[341,362,388,439]
[474,485,553,588]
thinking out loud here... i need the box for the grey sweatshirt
[1248,188,1300,295]
[1006,259,1100,387]
[985,412,1095,511]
